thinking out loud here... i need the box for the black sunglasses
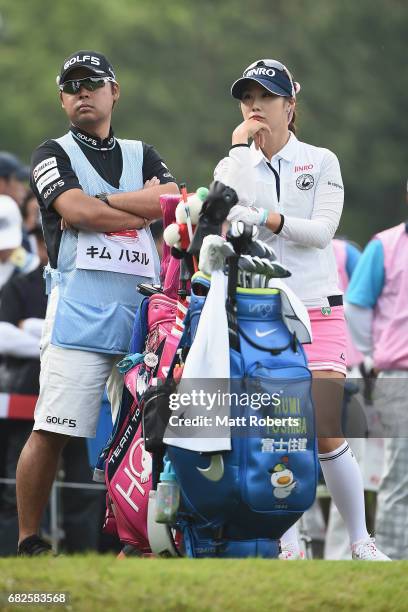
[59,76,115,95]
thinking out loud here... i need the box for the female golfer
[214,59,390,561]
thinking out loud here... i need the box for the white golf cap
[0,195,23,250]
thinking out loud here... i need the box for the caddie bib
[76,227,155,277]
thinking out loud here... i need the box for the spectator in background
[21,191,41,254]
[0,152,29,208]
[0,196,38,295]
[0,151,32,259]
[0,217,47,555]
[0,222,47,393]
[0,220,106,555]
[0,200,41,457]
[345,181,408,560]
[332,238,363,371]
[21,191,41,232]
[324,237,365,559]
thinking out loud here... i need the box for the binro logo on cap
[245,67,276,78]
[64,55,101,70]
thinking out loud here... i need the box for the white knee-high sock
[280,523,299,550]
[319,441,369,545]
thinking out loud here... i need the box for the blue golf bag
[139,181,318,558]
[149,273,318,558]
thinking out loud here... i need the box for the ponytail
[288,108,297,135]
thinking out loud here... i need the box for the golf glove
[227,204,268,226]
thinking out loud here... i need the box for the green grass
[0,556,406,612]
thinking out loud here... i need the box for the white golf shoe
[278,542,305,560]
[351,537,391,561]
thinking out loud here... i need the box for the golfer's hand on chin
[232,118,271,150]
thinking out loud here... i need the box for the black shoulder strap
[225,256,240,352]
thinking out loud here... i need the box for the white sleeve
[20,317,44,339]
[280,150,344,249]
[344,302,373,356]
[0,321,41,358]
[214,146,256,206]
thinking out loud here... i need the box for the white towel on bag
[163,269,231,452]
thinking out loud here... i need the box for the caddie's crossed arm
[104,181,178,219]
[31,143,177,234]
[104,145,179,219]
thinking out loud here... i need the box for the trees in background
[0,0,406,243]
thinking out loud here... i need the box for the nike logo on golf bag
[255,328,277,338]
[197,454,224,482]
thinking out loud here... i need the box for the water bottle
[154,461,180,524]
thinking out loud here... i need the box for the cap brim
[0,226,22,250]
[231,77,289,100]
[60,66,110,84]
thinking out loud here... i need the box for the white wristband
[259,208,268,226]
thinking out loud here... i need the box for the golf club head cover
[198,235,227,275]
[188,181,238,256]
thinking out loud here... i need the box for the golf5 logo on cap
[63,54,101,70]
[59,50,116,83]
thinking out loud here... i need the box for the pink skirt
[303,306,347,375]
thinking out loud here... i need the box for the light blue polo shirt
[346,239,385,308]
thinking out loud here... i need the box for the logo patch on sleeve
[33,157,57,181]
[36,167,61,194]
[328,181,344,190]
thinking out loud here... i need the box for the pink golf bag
[101,194,182,552]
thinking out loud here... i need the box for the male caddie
[16,50,178,555]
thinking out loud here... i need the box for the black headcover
[188,181,238,256]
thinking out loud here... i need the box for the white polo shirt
[214,133,344,307]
